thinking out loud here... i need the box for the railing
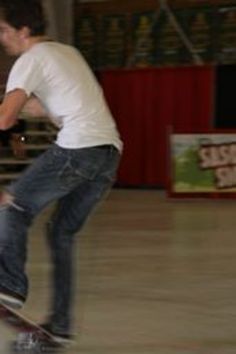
[0,116,57,185]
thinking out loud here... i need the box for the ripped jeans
[0,144,120,334]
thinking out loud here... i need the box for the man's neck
[22,35,51,52]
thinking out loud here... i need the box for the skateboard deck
[0,303,64,353]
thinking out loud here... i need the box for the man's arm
[0,89,28,130]
[21,95,47,117]
[0,90,48,131]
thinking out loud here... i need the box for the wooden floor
[1,189,236,353]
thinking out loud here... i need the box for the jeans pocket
[57,160,84,188]
[57,146,120,189]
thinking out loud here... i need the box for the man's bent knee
[0,191,25,212]
[0,191,14,205]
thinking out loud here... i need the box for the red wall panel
[100,66,215,187]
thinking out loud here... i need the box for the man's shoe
[0,287,25,309]
[40,323,74,345]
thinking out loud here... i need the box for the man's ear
[19,26,31,39]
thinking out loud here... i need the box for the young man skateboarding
[0,0,122,343]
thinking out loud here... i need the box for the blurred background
[1,0,236,193]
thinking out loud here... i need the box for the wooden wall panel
[75,0,236,15]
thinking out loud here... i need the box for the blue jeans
[0,144,120,334]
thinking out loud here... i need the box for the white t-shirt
[6,41,122,151]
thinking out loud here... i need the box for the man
[0,0,122,344]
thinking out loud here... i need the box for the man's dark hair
[0,0,47,36]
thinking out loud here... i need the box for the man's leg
[0,144,120,312]
[45,148,120,338]
[0,191,32,307]
[0,145,83,307]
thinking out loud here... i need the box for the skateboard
[0,303,65,353]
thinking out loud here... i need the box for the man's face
[0,20,25,56]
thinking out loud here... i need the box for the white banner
[170,134,236,193]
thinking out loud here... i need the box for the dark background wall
[215,65,236,128]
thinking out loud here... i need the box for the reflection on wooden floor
[1,189,236,354]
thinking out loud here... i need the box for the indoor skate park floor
[0,189,236,354]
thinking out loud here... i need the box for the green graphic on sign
[171,134,236,192]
